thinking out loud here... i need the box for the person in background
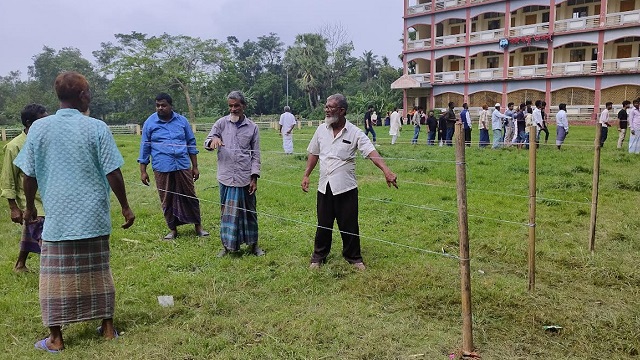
[617,100,631,149]
[491,103,509,149]
[514,103,527,149]
[411,106,420,145]
[389,108,402,145]
[384,111,391,126]
[504,102,515,147]
[460,103,472,147]
[525,104,534,149]
[478,104,489,148]
[1,104,47,272]
[372,111,379,126]
[204,91,263,257]
[628,98,640,154]
[364,105,377,145]
[437,109,447,146]
[445,101,456,146]
[278,105,296,154]
[302,94,398,271]
[556,103,569,149]
[532,100,544,148]
[138,93,208,240]
[599,102,613,148]
[539,101,550,145]
[15,71,134,352]
[426,110,437,146]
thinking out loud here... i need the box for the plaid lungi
[220,183,258,251]
[39,236,115,327]
[20,216,44,253]
[154,169,202,230]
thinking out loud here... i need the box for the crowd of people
[362,98,640,152]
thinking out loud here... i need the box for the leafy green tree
[285,33,329,110]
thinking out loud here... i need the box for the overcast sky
[0,0,404,77]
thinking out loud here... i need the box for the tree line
[0,27,402,125]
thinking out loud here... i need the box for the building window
[488,20,501,30]
[572,6,588,18]
[538,52,548,65]
[542,12,550,23]
[570,49,586,62]
[567,0,597,5]
[487,57,500,68]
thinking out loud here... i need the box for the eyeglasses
[324,105,343,112]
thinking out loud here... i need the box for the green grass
[1,125,639,359]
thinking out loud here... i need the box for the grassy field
[0,124,639,359]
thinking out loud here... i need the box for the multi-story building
[393,0,640,120]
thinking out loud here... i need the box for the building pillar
[594,0,608,118]
[465,8,471,83]
[546,0,555,76]
[502,1,511,106]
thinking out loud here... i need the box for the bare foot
[14,265,29,273]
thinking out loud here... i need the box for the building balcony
[509,23,549,37]
[407,38,432,51]
[410,73,432,82]
[551,61,597,76]
[602,57,640,72]
[407,3,432,15]
[433,70,464,83]
[606,10,640,27]
[469,29,503,43]
[508,65,547,79]
[555,15,599,33]
[435,34,466,47]
[434,0,465,10]
[468,68,502,81]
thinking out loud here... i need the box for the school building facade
[393,0,640,120]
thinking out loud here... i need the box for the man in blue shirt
[138,93,209,240]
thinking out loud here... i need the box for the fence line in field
[134,182,461,261]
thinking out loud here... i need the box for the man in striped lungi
[14,71,135,353]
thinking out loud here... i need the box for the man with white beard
[204,91,263,257]
[301,94,398,270]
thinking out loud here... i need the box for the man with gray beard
[301,94,398,270]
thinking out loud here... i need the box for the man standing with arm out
[301,94,398,271]
[491,103,509,149]
[204,91,263,257]
[14,71,135,352]
[617,100,631,149]
[138,93,208,240]
[278,105,296,154]
[1,104,47,272]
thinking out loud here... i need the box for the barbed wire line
[133,182,461,261]
[255,177,530,227]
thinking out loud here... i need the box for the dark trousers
[479,129,490,147]
[365,126,376,143]
[312,184,362,264]
[600,127,608,147]
[445,127,455,146]
[464,128,472,147]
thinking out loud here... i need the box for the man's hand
[248,177,258,195]
[141,171,150,186]
[384,171,399,189]
[10,206,23,224]
[23,207,37,225]
[121,206,135,229]
[192,167,200,181]
[206,137,224,150]
[301,176,310,193]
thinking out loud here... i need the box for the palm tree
[359,50,380,82]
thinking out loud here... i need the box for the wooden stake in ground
[528,125,537,292]
[454,122,474,353]
[589,123,602,253]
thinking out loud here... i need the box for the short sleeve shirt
[307,121,376,195]
[14,109,124,241]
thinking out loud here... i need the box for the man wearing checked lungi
[204,90,264,257]
[14,71,135,353]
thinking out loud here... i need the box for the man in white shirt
[491,103,509,149]
[532,100,544,147]
[302,94,398,270]
[278,106,297,154]
[389,108,402,144]
[599,102,613,148]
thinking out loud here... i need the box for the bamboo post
[589,123,602,253]
[528,125,537,292]
[1,128,6,141]
[135,124,141,136]
[454,122,474,353]
[191,124,197,134]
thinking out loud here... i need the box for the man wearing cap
[491,103,509,149]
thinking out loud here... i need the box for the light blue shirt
[13,109,124,241]
[138,111,198,173]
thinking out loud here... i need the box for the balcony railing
[410,73,431,83]
[551,60,596,75]
[508,64,547,78]
[468,68,502,81]
[434,0,464,10]
[407,38,432,50]
[433,70,465,83]
[509,23,549,37]
[407,3,432,15]
[435,34,466,47]
[606,10,640,27]
[554,15,599,33]
[602,57,640,72]
[469,29,504,43]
